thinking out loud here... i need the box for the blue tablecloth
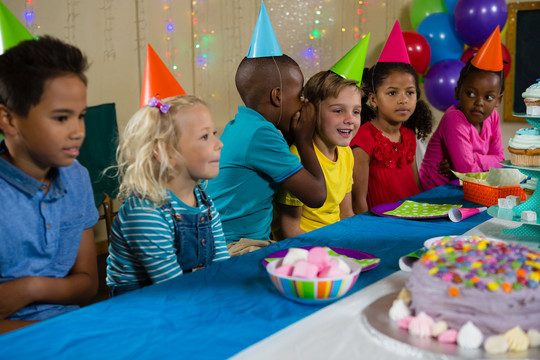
[0,185,489,359]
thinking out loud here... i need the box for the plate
[371,202,449,220]
[262,246,380,272]
[488,205,540,226]
[500,160,540,171]
[361,292,540,359]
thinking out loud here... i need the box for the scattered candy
[431,321,448,338]
[396,287,412,306]
[457,321,483,349]
[408,312,434,338]
[505,326,529,352]
[389,299,411,322]
[438,329,458,344]
[484,335,509,354]
[528,328,540,348]
[397,316,414,330]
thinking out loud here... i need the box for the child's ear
[0,105,16,136]
[495,92,504,106]
[270,87,281,107]
[454,86,460,101]
[368,92,377,108]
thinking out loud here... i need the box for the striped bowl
[265,257,361,304]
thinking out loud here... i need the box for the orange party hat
[140,44,186,108]
[471,26,503,72]
[377,20,410,64]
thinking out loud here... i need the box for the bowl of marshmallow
[265,246,361,304]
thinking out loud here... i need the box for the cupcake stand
[487,115,540,239]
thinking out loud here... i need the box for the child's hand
[437,158,453,179]
[291,101,317,145]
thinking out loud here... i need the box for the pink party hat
[247,1,283,58]
[377,20,410,64]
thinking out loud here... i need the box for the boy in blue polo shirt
[0,36,99,334]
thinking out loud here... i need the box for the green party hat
[0,1,34,54]
[330,33,370,86]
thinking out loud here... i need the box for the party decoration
[471,26,503,72]
[448,207,487,222]
[0,1,34,54]
[461,44,511,78]
[247,1,282,58]
[454,0,508,48]
[424,59,464,111]
[402,31,431,75]
[330,33,370,85]
[378,20,410,64]
[417,12,464,66]
[444,0,458,14]
[140,44,186,108]
[410,0,446,30]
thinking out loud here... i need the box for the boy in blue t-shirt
[0,36,99,334]
[207,55,327,244]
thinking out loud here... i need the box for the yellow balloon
[500,22,507,39]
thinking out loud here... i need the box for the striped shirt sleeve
[111,197,183,284]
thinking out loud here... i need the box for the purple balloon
[424,59,465,112]
[454,0,508,47]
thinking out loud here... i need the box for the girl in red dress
[350,61,433,214]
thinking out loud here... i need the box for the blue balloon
[444,0,458,13]
[424,59,465,112]
[454,0,508,47]
[417,13,464,66]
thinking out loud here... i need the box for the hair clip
[148,97,171,114]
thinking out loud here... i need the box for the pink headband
[148,97,171,114]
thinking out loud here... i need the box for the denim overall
[110,186,215,297]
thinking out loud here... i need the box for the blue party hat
[247,1,283,58]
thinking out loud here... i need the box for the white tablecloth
[232,218,539,360]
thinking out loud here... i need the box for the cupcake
[508,127,540,166]
[522,79,540,116]
[521,177,537,199]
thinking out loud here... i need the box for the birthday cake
[508,127,540,167]
[391,235,540,354]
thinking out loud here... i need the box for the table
[0,185,496,359]
[233,217,540,360]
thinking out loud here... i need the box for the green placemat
[383,200,461,218]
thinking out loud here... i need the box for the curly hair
[114,95,208,206]
[360,62,433,141]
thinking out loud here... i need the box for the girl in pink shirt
[420,58,504,190]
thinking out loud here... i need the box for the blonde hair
[115,95,208,206]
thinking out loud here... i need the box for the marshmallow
[282,248,308,266]
[291,260,319,279]
[274,263,293,276]
[498,198,513,209]
[307,247,331,270]
[506,195,521,207]
[318,264,348,278]
[521,210,537,222]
